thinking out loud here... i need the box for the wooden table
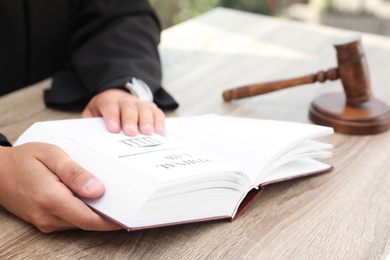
[1,7,390,259]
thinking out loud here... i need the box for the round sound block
[309,92,390,135]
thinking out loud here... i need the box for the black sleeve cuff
[45,69,179,111]
[0,133,12,147]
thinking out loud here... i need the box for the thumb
[36,144,105,198]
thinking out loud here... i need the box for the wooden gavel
[223,36,390,135]
[223,68,341,101]
[223,36,372,106]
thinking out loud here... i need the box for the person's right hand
[0,143,121,233]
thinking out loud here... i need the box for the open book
[15,114,333,231]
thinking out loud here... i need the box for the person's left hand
[81,88,165,136]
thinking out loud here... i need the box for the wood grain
[1,7,390,259]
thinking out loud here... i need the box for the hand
[0,143,121,233]
[81,88,165,136]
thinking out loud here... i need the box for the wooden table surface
[1,7,390,259]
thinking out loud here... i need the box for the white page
[165,114,333,184]
[15,114,333,224]
[19,117,242,184]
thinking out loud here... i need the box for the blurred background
[150,0,390,36]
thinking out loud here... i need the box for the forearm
[45,0,178,111]
[70,0,163,94]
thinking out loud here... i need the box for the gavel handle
[222,68,339,101]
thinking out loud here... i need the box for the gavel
[222,35,390,135]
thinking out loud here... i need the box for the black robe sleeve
[45,0,178,111]
[0,133,12,147]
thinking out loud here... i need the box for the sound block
[309,92,390,135]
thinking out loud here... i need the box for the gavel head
[310,35,390,135]
[334,35,372,107]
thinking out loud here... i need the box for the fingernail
[124,123,138,136]
[84,179,104,193]
[142,123,154,135]
[109,120,120,133]
[156,125,165,136]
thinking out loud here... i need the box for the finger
[98,100,121,133]
[35,144,105,199]
[152,106,166,136]
[80,107,93,118]
[81,100,101,118]
[35,185,121,232]
[137,102,155,135]
[49,190,121,232]
[138,102,165,135]
[118,98,139,136]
